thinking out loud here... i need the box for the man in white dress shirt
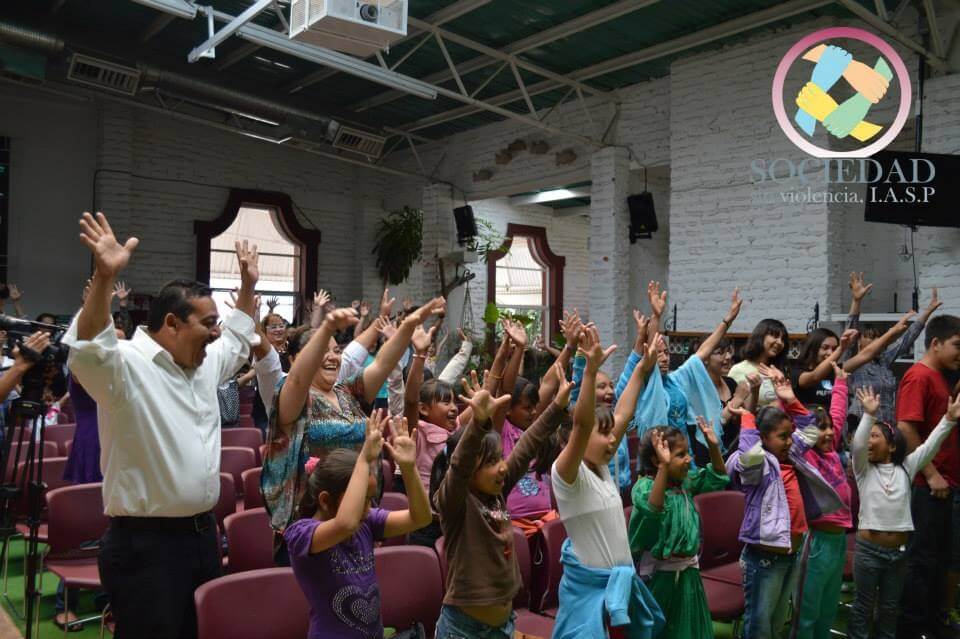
[63,211,260,638]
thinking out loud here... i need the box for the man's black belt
[110,511,214,533]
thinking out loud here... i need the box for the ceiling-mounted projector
[289,0,407,57]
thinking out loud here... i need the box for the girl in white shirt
[849,387,960,639]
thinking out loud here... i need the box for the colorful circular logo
[772,27,912,158]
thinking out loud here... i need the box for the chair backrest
[434,536,448,590]
[16,456,71,517]
[695,491,745,570]
[214,473,237,530]
[44,424,77,456]
[195,568,309,639]
[536,517,569,612]
[380,458,394,493]
[375,545,443,638]
[221,447,257,495]
[4,441,60,483]
[64,440,74,458]
[221,428,264,464]
[224,508,273,573]
[511,526,533,609]
[45,483,107,557]
[241,467,264,510]
[378,492,409,547]
[238,415,256,430]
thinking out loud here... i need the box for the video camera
[0,314,69,404]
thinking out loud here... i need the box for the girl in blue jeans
[725,368,843,639]
[848,388,959,639]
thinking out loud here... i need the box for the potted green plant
[372,206,424,285]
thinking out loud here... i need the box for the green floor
[0,538,105,639]
[0,537,853,639]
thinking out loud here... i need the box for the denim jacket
[725,411,843,549]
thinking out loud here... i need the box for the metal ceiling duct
[0,21,340,141]
[0,20,65,54]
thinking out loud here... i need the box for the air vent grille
[332,126,385,158]
[67,54,140,96]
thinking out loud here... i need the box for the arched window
[486,224,565,342]
[196,190,321,322]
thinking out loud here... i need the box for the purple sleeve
[283,518,320,558]
[366,507,390,543]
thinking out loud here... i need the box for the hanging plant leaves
[482,302,500,325]
[372,206,424,286]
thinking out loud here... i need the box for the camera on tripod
[0,314,69,404]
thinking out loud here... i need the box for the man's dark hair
[147,279,212,332]
[35,313,57,324]
[924,315,960,349]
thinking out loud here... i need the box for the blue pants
[851,538,906,639]
[740,545,798,639]
[434,605,516,639]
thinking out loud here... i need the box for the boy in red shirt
[896,314,960,639]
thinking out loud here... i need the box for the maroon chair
[434,537,448,589]
[43,483,108,630]
[375,545,443,638]
[241,467,264,511]
[4,441,59,483]
[379,492,409,547]
[224,508,273,574]
[195,568,309,639]
[221,447,257,496]
[702,577,745,630]
[533,517,568,615]
[64,440,73,458]
[44,424,77,457]
[511,526,555,638]
[238,415,256,430]
[381,458,394,493]
[214,473,237,531]
[696,491,745,585]
[624,504,633,526]
[221,428,264,465]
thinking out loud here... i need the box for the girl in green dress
[628,418,729,639]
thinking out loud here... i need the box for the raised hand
[234,240,259,286]
[359,301,371,318]
[561,310,583,350]
[758,364,796,403]
[839,328,859,351]
[412,324,438,354]
[894,310,918,332]
[639,331,661,375]
[856,386,880,416]
[502,318,528,348]
[459,369,483,399]
[647,281,667,317]
[113,281,131,307]
[633,310,649,344]
[324,308,360,332]
[384,416,416,467]
[843,59,890,104]
[831,361,849,381]
[78,212,139,279]
[552,361,574,409]
[926,287,943,314]
[460,389,511,425]
[380,288,396,317]
[265,297,279,312]
[378,317,398,340]
[8,284,22,303]
[457,327,470,343]
[405,297,446,326]
[362,408,388,462]
[579,325,617,372]
[727,288,743,322]
[849,271,874,302]
[314,289,331,310]
[652,429,671,465]
[402,297,414,312]
[746,372,763,391]
[696,415,720,447]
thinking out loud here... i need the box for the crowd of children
[253,272,960,639]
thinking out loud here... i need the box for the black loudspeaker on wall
[627,192,657,243]
[453,205,478,246]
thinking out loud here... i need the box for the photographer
[0,331,51,403]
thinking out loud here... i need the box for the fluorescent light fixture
[509,187,591,206]
[254,55,293,70]
[204,8,438,100]
[228,108,280,126]
[130,0,198,19]
[236,130,292,144]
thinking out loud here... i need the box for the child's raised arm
[404,324,437,427]
[383,416,433,537]
[613,331,657,444]
[554,326,615,485]
[646,430,672,512]
[851,386,878,477]
[308,410,388,554]
[504,367,571,493]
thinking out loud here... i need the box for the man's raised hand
[79,212,139,279]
